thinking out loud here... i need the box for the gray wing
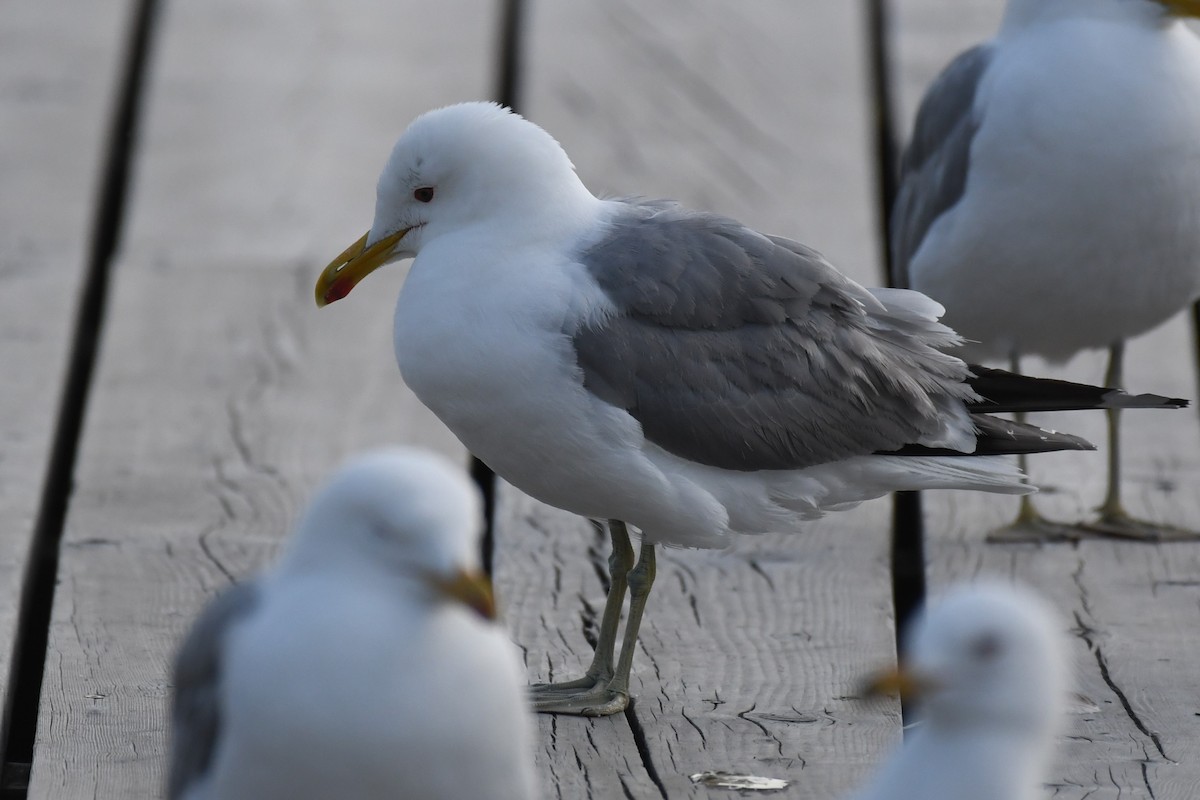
[574,201,975,472]
[168,581,261,799]
[890,44,994,288]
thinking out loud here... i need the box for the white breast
[394,229,699,524]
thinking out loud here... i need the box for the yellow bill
[428,568,497,621]
[1162,0,1200,17]
[315,227,410,307]
[862,665,938,701]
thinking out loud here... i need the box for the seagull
[315,101,1181,715]
[854,582,1068,800]
[168,448,539,800]
[893,0,1200,540]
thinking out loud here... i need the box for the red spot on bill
[324,278,354,304]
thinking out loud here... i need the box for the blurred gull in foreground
[893,0,1200,539]
[855,583,1068,800]
[316,101,1181,715]
[168,448,538,800]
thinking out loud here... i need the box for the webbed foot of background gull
[986,496,1080,543]
[1075,506,1200,543]
[986,516,1082,544]
[988,498,1200,543]
[530,679,629,716]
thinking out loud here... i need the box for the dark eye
[413,186,434,203]
[969,633,1002,661]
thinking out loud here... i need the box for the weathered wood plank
[524,0,884,273]
[630,533,899,798]
[492,2,902,796]
[0,0,134,761]
[26,1,492,796]
[891,3,1200,797]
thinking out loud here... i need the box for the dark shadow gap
[475,0,526,575]
[624,701,670,800]
[866,0,899,249]
[495,0,524,111]
[1192,304,1200,413]
[471,456,498,576]
[0,0,161,794]
[864,0,927,671]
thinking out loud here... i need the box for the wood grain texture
[523,0,882,279]
[892,3,1200,797]
[629,529,899,798]
[0,0,134,760]
[492,2,903,796]
[25,1,491,796]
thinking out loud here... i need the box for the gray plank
[494,1,902,796]
[630,533,899,798]
[893,3,1200,797]
[525,0,882,275]
[0,0,134,759]
[26,0,492,796]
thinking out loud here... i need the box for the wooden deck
[3,1,1200,797]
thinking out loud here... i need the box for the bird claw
[529,679,629,716]
[988,510,1200,543]
[1075,512,1200,543]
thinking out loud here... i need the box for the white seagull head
[878,582,1068,737]
[316,102,595,306]
[281,448,494,618]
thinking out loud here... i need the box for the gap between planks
[0,0,161,794]
[476,0,527,579]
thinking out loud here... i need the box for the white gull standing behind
[316,101,1181,715]
[893,0,1200,539]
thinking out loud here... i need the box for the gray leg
[1013,412,1038,524]
[1067,341,1192,540]
[1077,341,1196,539]
[606,539,656,704]
[1011,352,1040,524]
[988,353,1075,542]
[530,520,632,699]
[531,522,657,716]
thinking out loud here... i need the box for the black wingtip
[969,414,1096,455]
[1102,389,1188,410]
[881,415,1096,458]
[966,365,1191,413]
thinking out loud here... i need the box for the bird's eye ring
[413,186,435,203]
